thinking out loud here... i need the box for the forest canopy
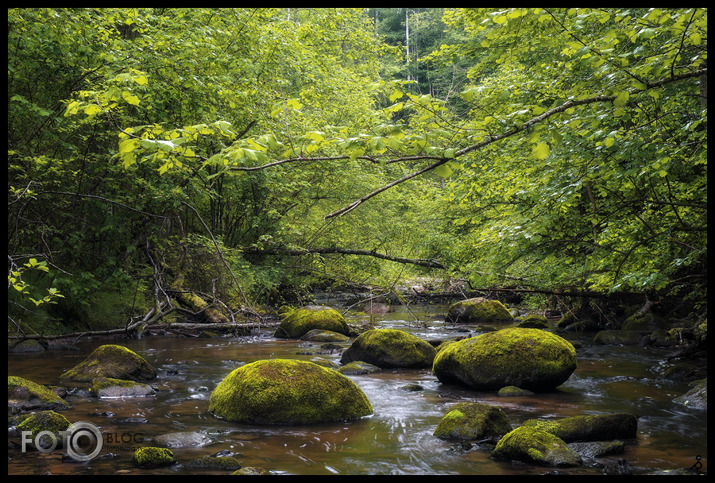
[8,8,707,334]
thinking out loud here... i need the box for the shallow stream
[7,305,707,475]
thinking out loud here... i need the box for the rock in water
[340,328,436,368]
[60,344,157,382]
[433,328,577,391]
[209,359,373,424]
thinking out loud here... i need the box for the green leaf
[532,142,550,160]
[435,163,453,178]
[613,91,629,107]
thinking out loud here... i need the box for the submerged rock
[8,375,71,413]
[90,377,155,398]
[432,328,577,391]
[209,359,373,424]
[60,344,157,382]
[498,385,535,397]
[521,413,638,442]
[491,426,582,467]
[153,431,210,448]
[446,297,514,323]
[275,306,349,339]
[433,402,512,442]
[338,361,382,375]
[299,329,349,342]
[340,328,437,369]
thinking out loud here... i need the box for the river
[7,305,707,475]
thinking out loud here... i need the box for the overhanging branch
[324,68,706,219]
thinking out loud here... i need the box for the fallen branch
[245,246,445,269]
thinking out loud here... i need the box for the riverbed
[7,305,707,475]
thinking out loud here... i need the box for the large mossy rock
[492,426,582,467]
[522,413,638,442]
[340,328,437,369]
[447,297,514,323]
[60,344,157,382]
[8,375,71,413]
[16,410,71,450]
[433,328,577,391]
[433,402,512,442]
[275,306,349,339]
[209,359,373,424]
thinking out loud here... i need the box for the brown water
[7,306,707,475]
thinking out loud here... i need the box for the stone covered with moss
[8,375,71,413]
[299,329,349,342]
[446,297,514,323]
[522,413,638,442]
[133,446,176,468]
[275,306,349,339]
[209,359,373,424]
[492,426,582,466]
[432,328,577,391]
[60,344,157,382]
[433,402,512,442]
[16,410,71,450]
[340,328,437,369]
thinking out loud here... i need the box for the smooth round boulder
[275,306,349,339]
[446,297,514,323]
[433,328,577,391]
[60,344,156,382]
[492,426,582,467]
[340,328,436,369]
[209,359,373,424]
[433,402,512,442]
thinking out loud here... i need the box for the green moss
[8,375,71,411]
[60,344,157,382]
[186,455,242,470]
[133,447,176,468]
[340,328,436,368]
[432,328,577,391]
[275,306,349,339]
[492,426,581,466]
[433,402,512,441]
[522,413,637,442]
[17,410,71,450]
[447,297,514,323]
[209,359,373,424]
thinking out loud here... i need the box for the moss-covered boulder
[522,413,638,442]
[90,377,155,398]
[275,306,349,339]
[133,447,176,468]
[432,328,577,391]
[340,328,437,369]
[209,359,373,424]
[337,361,382,375]
[491,426,582,467]
[299,329,349,342]
[446,297,514,323]
[433,402,512,442]
[8,375,71,413]
[60,344,157,382]
[16,410,71,450]
[498,385,535,397]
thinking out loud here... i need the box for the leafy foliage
[7,8,707,334]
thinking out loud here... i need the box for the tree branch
[324,68,706,219]
[245,246,446,269]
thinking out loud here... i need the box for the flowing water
[7,305,707,475]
